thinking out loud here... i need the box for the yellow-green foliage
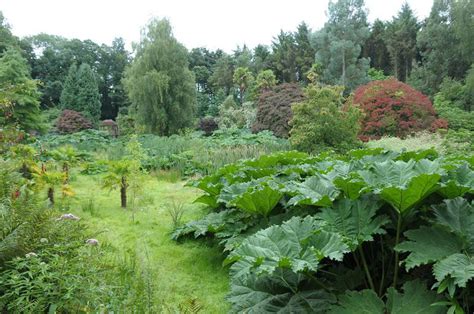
[289,84,361,153]
[366,131,445,153]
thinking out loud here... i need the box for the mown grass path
[69,173,229,313]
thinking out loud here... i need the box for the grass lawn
[66,171,230,313]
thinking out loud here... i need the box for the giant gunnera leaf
[316,197,389,250]
[329,280,446,314]
[438,163,474,199]
[225,216,349,279]
[228,269,336,313]
[285,175,340,207]
[229,180,283,217]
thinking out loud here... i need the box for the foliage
[349,78,446,141]
[123,18,196,135]
[433,94,474,131]
[289,84,361,153]
[366,132,445,154]
[60,63,102,123]
[233,67,254,104]
[255,69,277,92]
[218,98,256,130]
[174,149,474,312]
[311,0,370,92]
[384,3,419,82]
[252,83,305,138]
[199,116,218,136]
[0,48,43,132]
[55,109,93,134]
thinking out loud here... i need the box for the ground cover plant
[174,149,474,313]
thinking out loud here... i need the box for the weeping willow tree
[123,18,196,135]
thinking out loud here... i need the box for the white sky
[1,0,433,52]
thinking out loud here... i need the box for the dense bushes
[56,109,93,134]
[349,78,446,141]
[289,84,361,153]
[199,116,218,135]
[252,83,305,138]
[434,93,474,131]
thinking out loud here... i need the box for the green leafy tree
[451,0,474,66]
[0,12,19,54]
[60,63,101,123]
[233,67,254,104]
[0,48,43,132]
[252,44,272,73]
[255,69,277,92]
[312,0,370,92]
[123,18,196,135]
[289,84,361,153]
[208,53,234,95]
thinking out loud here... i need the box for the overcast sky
[1,0,433,52]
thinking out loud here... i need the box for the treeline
[0,0,473,135]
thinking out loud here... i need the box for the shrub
[56,110,93,134]
[289,84,361,153]
[199,116,218,136]
[366,131,445,153]
[218,97,256,129]
[349,78,447,141]
[433,94,474,131]
[252,83,305,138]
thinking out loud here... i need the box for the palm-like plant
[102,160,133,208]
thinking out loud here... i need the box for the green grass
[67,171,230,313]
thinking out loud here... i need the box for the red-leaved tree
[348,78,447,141]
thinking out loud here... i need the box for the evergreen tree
[0,48,43,131]
[123,18,196,135]
[311,0,370,92]
[60,63,101,123]
[294,22,316,83]
[363,19,391,74]
[384,3,419,82]
[271,30,297,83]
[209,53,234,95]
[252,45,272,74]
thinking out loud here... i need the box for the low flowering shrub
[348,78,447,141]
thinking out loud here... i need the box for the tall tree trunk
[120,176,127,208]
[47,187,54,205]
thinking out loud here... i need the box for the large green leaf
[229,180,283,217]
[433,198,474,249]
[379,173,441,214]
[329,281,446,314]
[386,280,447,314]
[316,197,389,250]
[328,290,385,314]
[433,254,474,288]
[228,270,336,314]
[285,175,340,207]
[395,226,464,271]
[438,164,474,198]
[226,216,349,278]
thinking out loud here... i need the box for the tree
[384,4,419,82]
[294,22,316,83]
[0,48,43,132]
[0,12,19,54]
[348,78,447,141]
[252,83,305,138]
[253,45,272,73]
[363,19,391,74]
[289,84,361,153]
[98,38,129,119]
[255,70,277,92]
[60,63,101,123]
[271,31,297,83]
[311,0,370,92]
[208,53,234,95]
[451,0,474,66]
[233,67,254,104]
[123,18,196,135]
